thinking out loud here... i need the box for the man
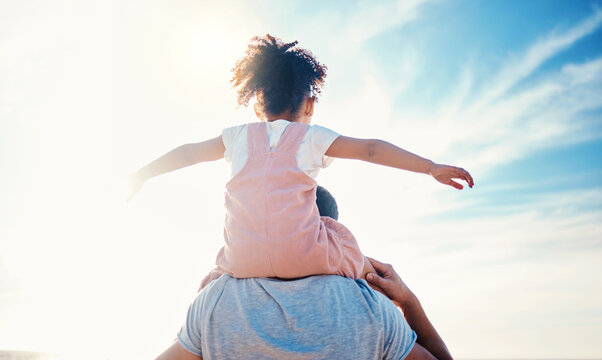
[156,188,453,360]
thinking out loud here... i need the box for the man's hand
[361,256,387,296]
[365,257,415,307]
[429,164,474,190]
[366,257,454,360]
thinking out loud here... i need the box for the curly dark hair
[231,34,327,117]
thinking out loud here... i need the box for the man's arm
[128,135,225,200]
[366,257,453,360]
[325,136,473,190]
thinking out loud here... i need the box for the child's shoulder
[223,121,272,133]
[307,123,340,143]
[222,122,252,131]
[308,123,337,132]
[221,123,250,150]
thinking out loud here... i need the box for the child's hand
[126,171,146,202]
[429,163,474,190]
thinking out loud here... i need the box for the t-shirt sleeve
[381,299,418,360]
[221,124,246,163]
[309,124,340,169]
[176,293,205,357]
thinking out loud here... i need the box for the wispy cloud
[383,8,602,172]
[463,54,602,170]
[339,0,433,44]
[301,0,432,56]
[477,7,602,107]
[361,187,602,358]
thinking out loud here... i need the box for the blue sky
[0,0,601,359]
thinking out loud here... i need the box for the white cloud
[475,7,602,108]
[360,188,602,358]
[375,9,602,173]
[563,55,602,85]
[340,0,433,44]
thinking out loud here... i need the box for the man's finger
[366,257,391,276]
[367,282,387,297]
[366,272,383,286]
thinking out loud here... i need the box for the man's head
[316,186,339,220]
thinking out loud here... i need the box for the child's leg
[321,216,365,279]
[362,255,376,279]
[198,268,226,292]
[361,255,389,296]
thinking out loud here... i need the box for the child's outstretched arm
[325,136,473,189]
[127,136,225,200]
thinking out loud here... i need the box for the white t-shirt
[221,120,340,179]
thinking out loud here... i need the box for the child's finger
[452,168,467,179]
[452,167,474,187]
[459,170,473,187]
[462,169,474,186]
[448,179,463,190]
[126,188,137,202]
[457,167,474,187]
[462,175,472,187]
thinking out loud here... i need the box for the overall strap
[246,122,270,156]
[274,122,310,154]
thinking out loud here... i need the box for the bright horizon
[1,1,601,359]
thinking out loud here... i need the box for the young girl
[128,34,474,289]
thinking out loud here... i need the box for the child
[128,34,474,289]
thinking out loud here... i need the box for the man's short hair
[316,186,339,220]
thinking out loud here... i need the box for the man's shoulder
[213,274,389,312]
[186,274,415,359]
[212,275,412,357]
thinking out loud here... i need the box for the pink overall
[200,122,364,289]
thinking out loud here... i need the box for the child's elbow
[181,143,200,165]
[364,139,380,160]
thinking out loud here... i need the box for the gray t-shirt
[177,275,417,360]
